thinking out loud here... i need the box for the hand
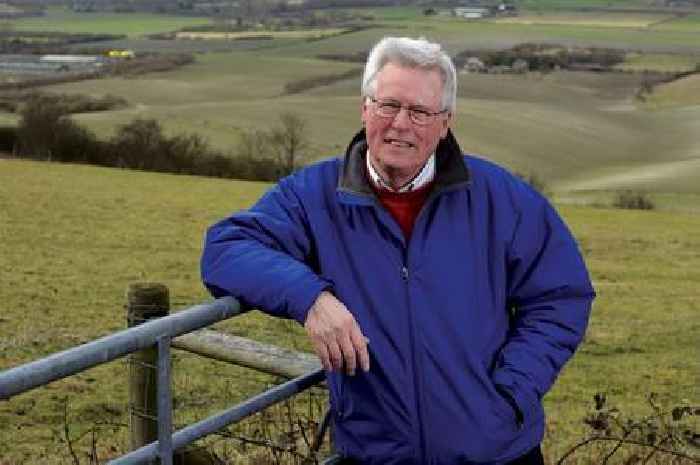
[304,291,370,375]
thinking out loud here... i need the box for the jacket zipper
[358,184,469,463]
[401,252,427,464]
[404,193,438,465]
[405,186,466,464]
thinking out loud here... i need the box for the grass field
[651,14,700,33]
[175,28,348,40]
[0,6,699,461]
[492,12,673,28]
[0,8,213,37]
[0,159,698,464]
[518,0,656,9]
[37,53,700,195]
[643,74,700,108]
[0,6,697,195]
[616,52,699,72]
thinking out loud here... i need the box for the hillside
[1,6,699,197]
[44,53,700,195]
[1,159,698,463]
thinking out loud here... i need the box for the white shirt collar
[366,151,435,193]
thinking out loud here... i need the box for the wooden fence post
[127,282,170,452]
[126,283,220,465]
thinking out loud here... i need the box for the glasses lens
[372,98,440,125]
[375,100,400,118]
[410,109,431,125]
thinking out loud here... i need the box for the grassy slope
[0,159,698,463]
[24,6,697,195]
[43,52,700,195]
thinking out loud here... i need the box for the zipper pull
[401,266,409,281]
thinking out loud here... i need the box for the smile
[384,138,415,148]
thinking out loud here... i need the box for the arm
[201,175,328,323]
[492,189,595,426]
[201,174,369,373]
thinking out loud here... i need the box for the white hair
[361,36,457,113]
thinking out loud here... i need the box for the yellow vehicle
[107,50,136,59]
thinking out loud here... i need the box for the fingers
[305,291,370,376]
[327,338,344,372]
[339,333,357,375]
[350,330,370,373]
[311,337,331,372]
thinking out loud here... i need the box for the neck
[367,152,435,193]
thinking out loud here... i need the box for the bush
[613,191,655,210]
[0,126,17,152]
[561,393,699,464]
[15,95,102,163]
[12,99,309,182]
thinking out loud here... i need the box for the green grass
[0,159,698,463]
[519,0,669,10]
[493,12,673,28]
[0,6,697,197]
[651,14,700,33]
[615,52,700,72]
[26,51,699,196]
[1,7,213,37]
[643,74,700,108]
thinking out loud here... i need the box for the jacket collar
[338,128,470,197]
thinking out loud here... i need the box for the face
[362,62,451,188]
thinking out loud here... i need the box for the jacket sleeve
[200,175,330,324]
[492,187,595,427]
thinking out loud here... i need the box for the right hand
[304,291,370,375]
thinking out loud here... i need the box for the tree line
[6,94,311,182]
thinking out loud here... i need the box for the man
[201,37,594,465]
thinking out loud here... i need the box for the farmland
[43,55,700,195]
[0,8,213,37]
[1,159,699,463]
[175,28,349,40]
[0,2,699,463]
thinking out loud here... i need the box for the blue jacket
[201,129,595,465]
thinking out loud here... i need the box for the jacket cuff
[492,371,539,428]
[286,278,332,325]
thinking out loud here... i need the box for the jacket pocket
[492,387,523,431]
[328,372,346,420]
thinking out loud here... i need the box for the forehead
[374,62,444,108]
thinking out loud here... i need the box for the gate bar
[0,297,241,400]
[108,368,325,465]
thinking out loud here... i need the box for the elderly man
[201,37,594,465]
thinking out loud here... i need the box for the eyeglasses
[368,96,448,126]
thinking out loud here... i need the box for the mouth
[384,138,415,149]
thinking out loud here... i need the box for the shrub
[560,393,699,464]
[12,100,309,182]
[15,94,101,163]
[613,191,655,210]
[0,126,17,152]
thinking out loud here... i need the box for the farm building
[454,7,490,19]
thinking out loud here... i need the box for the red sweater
[372,182,433,240]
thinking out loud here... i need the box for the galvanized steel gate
[0,296,339,464]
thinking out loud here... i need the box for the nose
[390,106,412,129]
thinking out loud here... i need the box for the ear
[361,97,370,126]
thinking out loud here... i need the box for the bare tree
[269,112,311,177]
